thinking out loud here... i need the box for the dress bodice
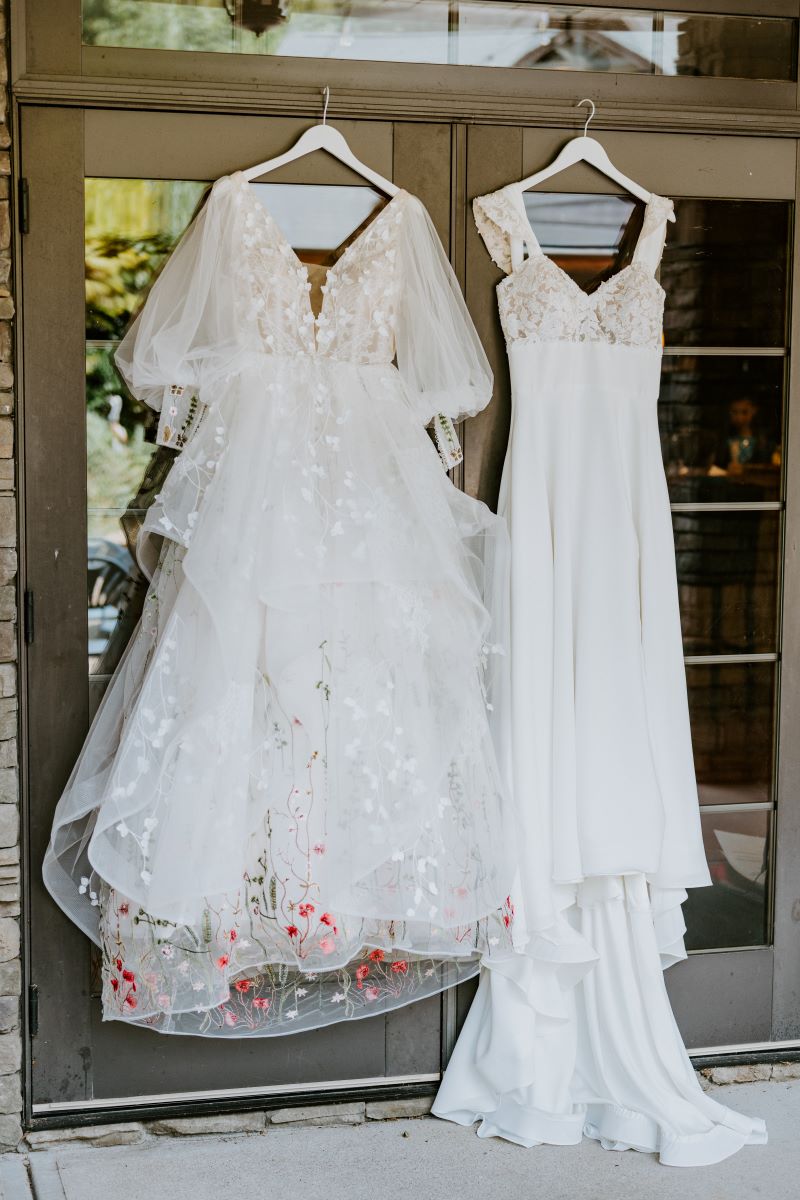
[473,186,674,352]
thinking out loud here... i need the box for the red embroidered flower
[252,997,270,1011]
[229,930,238,942]
[355,964,370,989]
[320,912,335,926]
[291,716,303,726]
[234,979,251,993]
[224,1009,238,1026]
[121,969,135,983]
[313,843,326,855]
[298,903,315,919]
[119,903,129,916]
[115,958,123,971]
[216,954,230,969]
[502,915,511,928]
[110,977,119,992]
[368,949,385,962]
[365,986,380,1001]
[391,961,409,974]
[124,994,137,1009]
[285,925,300,939]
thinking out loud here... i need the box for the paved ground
[1,1080,795,1200]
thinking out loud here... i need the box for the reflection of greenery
[86,233,174,341]
[82,0,292,53]
[87,409,156,541]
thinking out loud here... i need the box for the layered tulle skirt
[44,355,514,1035]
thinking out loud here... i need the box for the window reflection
[81,2,797,81]
[523,191,639,290]
[662,199,790,348]
[659,356,783,500]
[674,511,779,657]
[686,662,774,808]
[683,809,769,951]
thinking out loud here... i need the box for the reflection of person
[713,396,775,474]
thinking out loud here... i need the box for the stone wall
[0,0,22,1153]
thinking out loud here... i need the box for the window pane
[662,200,791,348]
[663,14,796,81]
[86,179,206,676]
[80,3,797,81]
[683,808,769,951]
[687,662,774,807]
[660,355,783,502]
[674,511,780,656]
[523,191,640,289]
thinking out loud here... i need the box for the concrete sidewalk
[1,1079,794,1200]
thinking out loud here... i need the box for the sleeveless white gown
[432,186,767,1165]
[43,176,515,1036]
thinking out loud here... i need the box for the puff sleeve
[394,196,493,466]
[115,179,242,448]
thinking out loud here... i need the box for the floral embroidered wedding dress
[433,185,767,1165]
[43,174,514,1036]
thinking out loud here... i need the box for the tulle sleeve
[395,196,493,451]
[115,179,242,447]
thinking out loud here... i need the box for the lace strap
[633,193,674,274]
[473,188,536,275]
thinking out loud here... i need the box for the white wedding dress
[433,186,767,1164]
[43,175,515,1036]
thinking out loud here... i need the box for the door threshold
[32,1073,442,1119]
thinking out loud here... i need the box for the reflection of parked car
[87,537,136,661]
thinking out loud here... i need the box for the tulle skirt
[44,355,514,1035]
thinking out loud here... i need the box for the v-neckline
[502,183,658,302]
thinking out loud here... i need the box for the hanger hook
[321,85,331,125]
[577,97,595,137]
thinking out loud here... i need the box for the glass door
[21,105,455,1112]
[463,123,798,1050]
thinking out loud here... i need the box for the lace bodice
[473,186,674,351]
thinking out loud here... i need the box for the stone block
[0,549,15,585]
[0,806,17,848]
[150,1112,266,1137]
[0,884,19,904]
[0,322,10,361]
[0,917,19,962]
[269,1101,365,1127]
[0,1113,21,1149]
[0,959,20,993]
[0,204,9,252]
[702,1063,772,1086]
[0,1070,20,1112]
[0,366,11,393]
[771,1061,800,1082]
[26,1122,145,1149]
[0,623,14,663]
[0,739,17,769]
[0,498,13,548]
[0,418,11,459]
[0,696,16,738]
[0,902,19,918]
[0,845,17,866]
[0,1032,21,1074]
[0,995,18,1031]
[0,865,18,883]
[366,1096,433,1121]
[0,769,16,804]
[0,300,14,321]
[0,664,14,697]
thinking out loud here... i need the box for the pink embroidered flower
[355,964,370,989]
[285,925,300,939]
[223,1009,238,1027]
[234,979,252,994]
[291,716,303,726]
[454,887,468,899]
[124,994,137,1009]
[391,961,409,974]
[157,994,171,1009]
[320,912,335,926]
[119,903,129,915]
[313,843,326,855]
[502,914,511,928]
[365,986,380,1001]
[368,949,385,963]
[216,954,230,969]
[298,903,315,918]
[110,977,119,992]
[252,998,270,1011]
[318,937,336,955]
[229,930,238,942]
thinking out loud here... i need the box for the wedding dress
[43,174,515,1036]
[433,185,767,1164]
